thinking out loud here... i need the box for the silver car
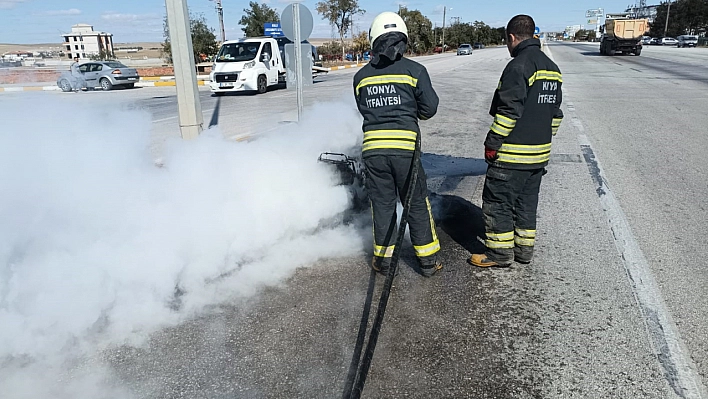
[457,44,473,55]
[57,61,140,92]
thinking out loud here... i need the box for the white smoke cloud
[0,95,365,398]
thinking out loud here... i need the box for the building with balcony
[61,24,114,59]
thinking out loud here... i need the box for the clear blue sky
[0,0,639,44]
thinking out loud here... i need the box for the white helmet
[369,12,408,46]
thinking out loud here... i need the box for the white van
[677,35,699,48]
[209,37,284,95]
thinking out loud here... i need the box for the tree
[162,13,219,64]
[239,1,280,37]
[399,7,434,54]
[649,0,708,37]
[90,49,114,61]
[352,31,370,54]
[316,0,365,58]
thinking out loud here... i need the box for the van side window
[262,42,272,58]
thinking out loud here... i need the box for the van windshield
[216,42,261,62]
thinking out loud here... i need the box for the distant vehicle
[457,44,473,55]
[660,37,679,46]
[677,35,698,48]
[57,61,139,92]
[649,37,660,45]
[473,43,485,49]
[641,36,652,45]
[600,18,648,56]
[209,37,327,96]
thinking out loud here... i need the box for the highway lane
[549,41,708,395]
[2,44,707,398]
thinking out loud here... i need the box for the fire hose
[342,131,423,399]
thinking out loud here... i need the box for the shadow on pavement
[430,192,486,254]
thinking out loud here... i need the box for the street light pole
[663,0,672,38]
[441,6,446,52]
[209,0,226,43]
[165,0,203,139]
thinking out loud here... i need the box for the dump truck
[600,16,648,56]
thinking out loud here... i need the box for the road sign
[586,8,603,18]
[285,43,313,89]
[264,22,284,38]
[588,19,598,25]
[534,26,541,35]
[281,3,314,41]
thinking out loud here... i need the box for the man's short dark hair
[506,15,535,41]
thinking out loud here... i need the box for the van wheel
[257,75,267,94]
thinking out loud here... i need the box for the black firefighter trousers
[482,166,545,264]
[364,155,440,267]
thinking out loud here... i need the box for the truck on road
[209,37,327,96]
[600,16,648,56]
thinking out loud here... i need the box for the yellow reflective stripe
[373,244,395,257]
[500,143,551,154]
[363,130,417,140]
[363,141,416,151]
[414,240,441,256]
[552,118,563,127]
[515,228,536,238]
[497,80,502,89]
[528,70,563,86]
[496,153,551,164]
[486,231,514,241]
[552,127,559,136]
[485,239,515,249]
[494,114,516,128]
[356,74,418,95]
[426,197,439,243]
[490,122,512,137]
[515,237,535,246]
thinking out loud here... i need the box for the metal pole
[664,0,671,37]
[293,3,304,121]
[216,0,226,43]
[441,6,446,52]
[165,0,203,139]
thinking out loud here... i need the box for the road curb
[325,63,367,71]
[0,86,60,92]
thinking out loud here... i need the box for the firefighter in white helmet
[353,12,442,277]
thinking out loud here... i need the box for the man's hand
[485,147,498,162]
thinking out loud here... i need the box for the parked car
[57,61,139,92]
[473,42,485,49]
[457,44,473,55]
[649,37,660,45]
[660,37,679,46]
[677,35,699,48]
[641,36,652,45]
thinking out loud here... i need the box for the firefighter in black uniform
[353,12,442,277]
[470,15,564,268]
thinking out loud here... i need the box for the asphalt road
[2,44,707,398]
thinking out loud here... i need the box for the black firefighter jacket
[485,38,564,170]
[353,57,439,158]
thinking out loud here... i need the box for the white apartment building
[61,24,114,59]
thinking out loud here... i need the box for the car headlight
[243,60,256,69]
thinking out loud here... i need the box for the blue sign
[534,26,541,35]
[264,22,284,37]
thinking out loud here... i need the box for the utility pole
[441,6,446,52]
[214,0,226,43]
[663,0,672,37]
[165,0,203,139]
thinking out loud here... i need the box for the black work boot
[371,257,392,275]
[420,261,443,277]
[514,246,534,264]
